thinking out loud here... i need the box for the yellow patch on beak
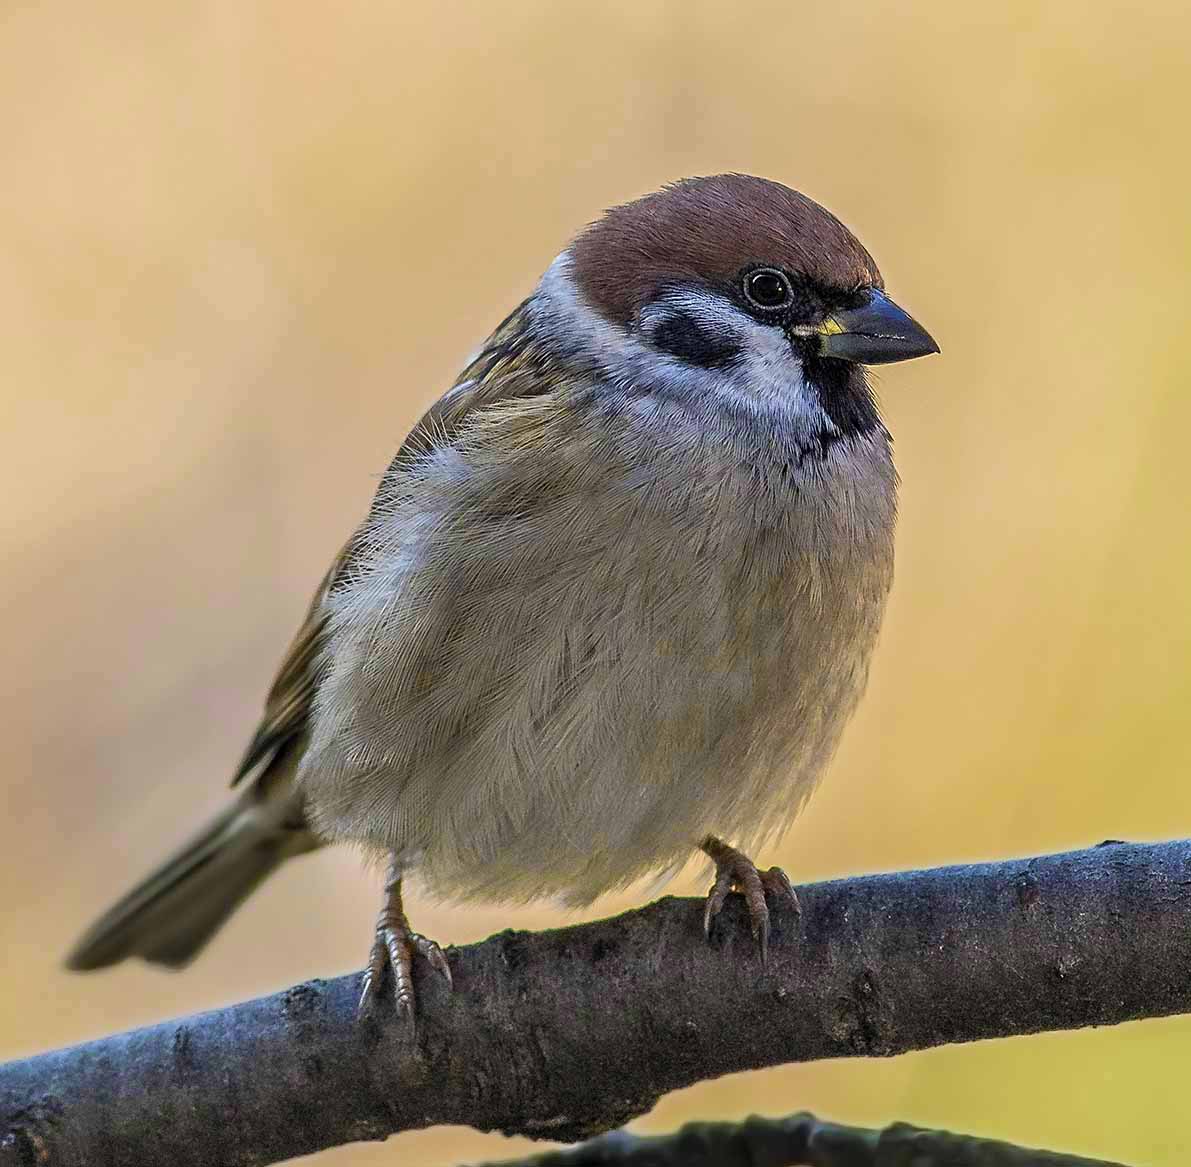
[787,316,845,340]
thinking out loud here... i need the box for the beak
[797,289,939,365]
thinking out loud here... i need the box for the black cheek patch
[650,312,742,369]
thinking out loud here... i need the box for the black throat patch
[804,353,882,439]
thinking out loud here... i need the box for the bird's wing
[229,543,349,786]
[231,302,538,788]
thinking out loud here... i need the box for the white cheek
[532,252,833,436]
[636,286,826,426]
[729,316,821,416]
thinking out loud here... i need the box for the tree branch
[2,839,1188,1167]
[478,1112,1130,1166]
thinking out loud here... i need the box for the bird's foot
[357,861,452,1023]
[700,835,800,966]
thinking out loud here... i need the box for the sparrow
[67,174,938,1019]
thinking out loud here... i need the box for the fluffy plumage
[67,174,928,974]
[301,266,897,902]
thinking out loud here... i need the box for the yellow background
[4,3,1190,1163]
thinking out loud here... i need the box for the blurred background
[3,2,1190,1163]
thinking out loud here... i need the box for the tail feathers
[66,788,318,972]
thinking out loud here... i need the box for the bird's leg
[358,855,452,1022]
[700,835,800,966]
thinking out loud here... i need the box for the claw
[357,857,452,1023]
[762,865,800,914]
[703,876,730,939]
[418,935,454,989]
[700,836,798,967]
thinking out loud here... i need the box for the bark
[2,839,1188,1167]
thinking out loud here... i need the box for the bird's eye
[743,269,792,310]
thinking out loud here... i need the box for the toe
[738,866,771,965]
[700,844,797,967]
[357,933,390,1017]
[703,871,733,938]
[414,936,454,988]
[357,928,454,1024]
[762,866,800,912]
[380,931,416,1018]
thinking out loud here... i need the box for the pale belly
[299,429,896,904]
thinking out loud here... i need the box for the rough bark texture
[478,1112,1130,1166]
[2,840,1189,1167]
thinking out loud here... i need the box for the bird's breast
[301,393,897,902]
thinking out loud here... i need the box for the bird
[66,174,938,1019]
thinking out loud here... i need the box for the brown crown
[569,174,883,327]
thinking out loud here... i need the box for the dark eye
[743,268,792,310]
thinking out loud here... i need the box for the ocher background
[4,3,1190,1163]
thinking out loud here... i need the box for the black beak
[810,289,939,365]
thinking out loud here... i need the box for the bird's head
[547,174,937,443]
